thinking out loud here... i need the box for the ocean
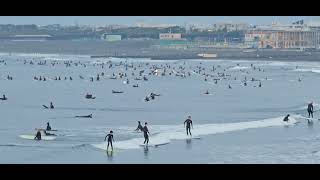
[1,52,320,163]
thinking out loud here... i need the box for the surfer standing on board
[143,123,150,145]
[104,131,114,151]
[184,116,193,136]
[308,102,314,118]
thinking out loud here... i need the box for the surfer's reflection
[143,146,149,158]
[186,139,192,149]
[308,120,314,129]
[106,150,113,161]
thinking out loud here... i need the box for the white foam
[294,68,320,74]
[229,66,250,70]
[92,116,298,150]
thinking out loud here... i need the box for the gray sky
[0,16,318,26]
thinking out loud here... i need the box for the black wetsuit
[308,103,314,118]
[34,131,41,140]
[105,134,114,150]
[143,126,149,144]
[184,119,193,136]
[283,116,289,122]
[136,124,144,132]
[46,125,51,131]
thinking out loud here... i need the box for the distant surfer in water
[0,94,7,100]
[308,102,314,118]
[283,114,290,122]
[135,121,144,132]
[46,122,51,131]
[34,130,42,140]
[104,131,114,151]
[184,116,193,136]
[50,102,54,109]
[75,114,92,118]
[143,122,150,145]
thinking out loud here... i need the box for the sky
[0,16,318,26]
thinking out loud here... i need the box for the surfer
[104,131,114,151]
[34,130,41,140]
[50,102,54,109]
[283,114,290,122]
[184,116,193,136]
[0,94,7,100]
[135,121,144,132]
[46,122,51,131]
[308,102,314,118]
[143,123,150,145]
[75,114,92,118]
[150,93,155,100]
[204,90,209,95]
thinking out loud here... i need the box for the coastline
[0,40,320,62]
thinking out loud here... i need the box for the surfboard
[301,117,319,121]
[139,142,170,148]
[19,135,56,141]
[43,105,48,109]
[187,136,201,140]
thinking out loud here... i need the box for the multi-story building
[245,23,320,49]
[213,23,248,32]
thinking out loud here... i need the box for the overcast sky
[0,16,318,26]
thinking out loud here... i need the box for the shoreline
[0,40,319,62]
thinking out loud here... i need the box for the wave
[229,66,250,70]
[294,68,320,74]
[92,115,298,150]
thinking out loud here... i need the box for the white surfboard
[139,142,170,147]
[299,116,319,121]
[19,135,56,141]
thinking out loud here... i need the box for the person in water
[46,122,51,131]
[104,131,114,151]
[283,114,290,122]
[34,130,42,140]
[308,102,314,118]
[135,121,144,132]
[0,94,7,100]
[50,102,54,109]
[143,122,150,145]
[184,116,193,136]
[75,114,92,118]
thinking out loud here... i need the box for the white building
[101,34,122,41]
[213,23,248,32]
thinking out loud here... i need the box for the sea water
[1,53,320,163]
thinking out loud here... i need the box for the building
[159,33,182,40]
[213,23,248,32]
[101,34,122,41]
[245,23,320,49]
